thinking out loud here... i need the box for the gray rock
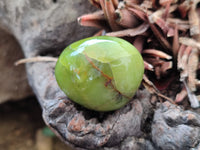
[152,102,200,150]
[0,0,97,58]
[103,137,155,150]
[0,28,32,103]
[27,60,153,149]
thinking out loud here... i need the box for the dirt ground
[0,97,73,150]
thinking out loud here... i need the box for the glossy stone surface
[55,36,144,111]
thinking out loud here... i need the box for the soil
[0,97,73,150]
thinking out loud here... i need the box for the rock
[27,61,153,149]
[103,137,155,150]
[0,28,32,103]
[0,0,96,103]
[152,102,200,150]
[0,0,97,58]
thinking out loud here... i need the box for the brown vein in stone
[83,53,132,100]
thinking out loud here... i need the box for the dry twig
[15,56,58,66]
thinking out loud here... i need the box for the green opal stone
[55,36,144,111]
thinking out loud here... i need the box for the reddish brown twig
[105,0,122,31]
[148,23,171,51]
[133,36,145,52]
[115,6,139,28]
[142,75,176,104]
[111,0,119,8]
[78,11,106,28]
[89,0,101,8]
[106,23,149,37]
[172,24,179,60]
[175,86,187,103]
[127,7,147,21]
[178,0,191,18]
[142,49,172,60]
[144,61,154,71]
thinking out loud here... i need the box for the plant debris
[78,0,200,108]
[15,56,58,66]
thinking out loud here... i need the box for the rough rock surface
[27,61,154,149]
[0,0,200,149]
[0,28,32,103]
[152,102,200,150]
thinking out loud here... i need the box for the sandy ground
[0,97,73,150]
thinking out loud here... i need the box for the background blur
[0,28,72,150]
